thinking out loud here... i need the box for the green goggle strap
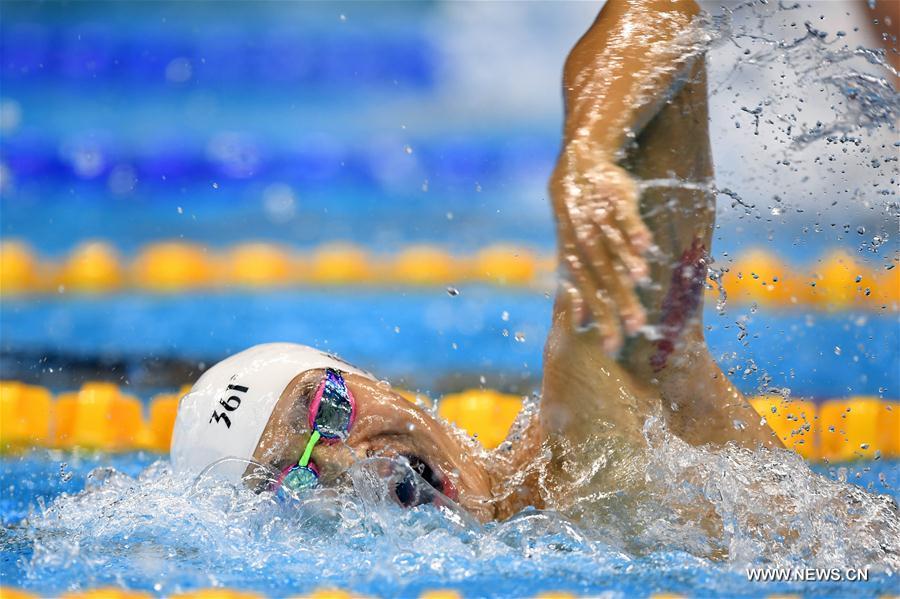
[298,430,321,468]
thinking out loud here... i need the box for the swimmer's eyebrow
[286,373,322,431]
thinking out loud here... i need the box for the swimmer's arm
[562,0,702,159]
[550,0,703,350]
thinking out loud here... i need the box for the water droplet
[446,286,459,297]
[177,206,183,215]
[339,13,347,21]
[834,346,842,355]
[393,326,400,334]
[857,226,865,235]
[212,182,219,189]
[404,145,413,155]
[501,311,510,322]
[514,332,526,343]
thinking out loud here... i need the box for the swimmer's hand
[551,152,652,352]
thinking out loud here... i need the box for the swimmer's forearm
[562,0,701,160]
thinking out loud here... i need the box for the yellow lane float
[873,262,899,306]
[53,382,148,451]
[0,380,897,460]
[309,243,374,284]
[1,240,898,307]
[388,245,461,286]
[0,587,41,599]
[0,241,41,295]
[471,244,537,286]
[224,243,297,288]
[0,381,52,449]
[58,241,124,293]
[171,591,263,599]
[417,591,462,599]
[132,242,215,292]
[147,385,191,453]
[819,397,898,461]
[291,590,365,599]
[438,389,524,449]
[721,249,796,307]
[750,397,818,459]
[806,251,875,310]
[60,589,152,599]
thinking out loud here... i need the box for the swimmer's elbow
[562,0,701,91]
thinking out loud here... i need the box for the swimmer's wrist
[563,139,626,174]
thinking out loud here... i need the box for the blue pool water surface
[2,289,897,399]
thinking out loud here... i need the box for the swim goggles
[274,368,357,493]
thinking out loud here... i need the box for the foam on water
[6,414,897,597]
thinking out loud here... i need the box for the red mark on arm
[650,238,708,372]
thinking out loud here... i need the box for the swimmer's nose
[309,442,358,480]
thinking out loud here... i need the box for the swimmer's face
[252,369,496,521]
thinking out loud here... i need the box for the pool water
[1,450,898,598]
[2,291,896,399]
[2,1,899,597]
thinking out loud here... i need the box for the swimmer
[172,0,782,526]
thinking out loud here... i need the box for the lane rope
[1,240,897,309]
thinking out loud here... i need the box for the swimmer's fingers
[597,220,650,284]
[598,167,652,283]
[610,175,652,254]
[583,234,646,335]
[562,253,622,352]
[557,199,645,339]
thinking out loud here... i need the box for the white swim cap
[170,342,368,482]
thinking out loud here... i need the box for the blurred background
[0,0,897,401]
